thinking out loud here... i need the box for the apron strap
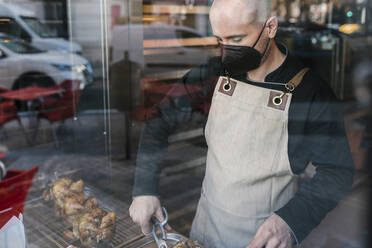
[286,67,310,92]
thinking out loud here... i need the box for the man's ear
[266,16,278,39]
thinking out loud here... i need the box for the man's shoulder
[182,56,223,86]
[295,66,338,104]
[284,52,337,102]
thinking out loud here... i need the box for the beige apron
[190,69,309,248]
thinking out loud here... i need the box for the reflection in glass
[21,16,57,38]
[0,36,43,54]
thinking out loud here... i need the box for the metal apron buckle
[223,70,233,92]
[272,82,295,106]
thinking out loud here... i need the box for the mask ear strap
[262,37,271,57]
[252,19,268,48]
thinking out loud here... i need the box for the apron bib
[190,69,308,248]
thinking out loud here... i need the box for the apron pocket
[227,100,288,173]
[205,92,289,174]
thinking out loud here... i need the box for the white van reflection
[0,3,83,55]
[0,33,93,90]
[111,23,218,74]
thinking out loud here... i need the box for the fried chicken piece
[84,197,98,210]
[73,208,106,240]
[52,178,72,190]
[63,197,85,216]
[44,178,117,247]
[174,243,187,248]
[44,178,71,204]
[63,230,77,242]
[43,189,52,201]
[99,212,115,229]
[78,214,99,248]
[96,212,116,243]
[63,197,85,224]
[50,179,86,209]
[70,180,84,193]
[186,240,203,248]
[54,203,64,218]
[173,240,203,248]
[90,208,106,225]
[73,215,82,239]
[74,193,88,204]
[51,183,70,201]
[51,181,72,208]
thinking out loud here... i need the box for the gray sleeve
[275,83,355,243]
[132,80,195,196]
[132,57,222,197]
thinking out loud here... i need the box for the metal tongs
[148,207,169,248]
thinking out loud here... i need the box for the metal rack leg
[125,111,131,160]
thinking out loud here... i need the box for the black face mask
[221,21,270,77]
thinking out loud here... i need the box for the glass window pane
[0,1,370,248]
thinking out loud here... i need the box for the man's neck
[246,41,286,82]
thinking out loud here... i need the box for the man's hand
[246,214,294,248]
[129,195,171,234]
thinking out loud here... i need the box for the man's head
[210,0,278,65]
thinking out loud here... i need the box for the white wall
[68,0,144,69]
[67,0,105,65]
[0,0,45,18]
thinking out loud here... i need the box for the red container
[0,166,38,228]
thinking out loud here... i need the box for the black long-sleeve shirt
[132,43,355,243]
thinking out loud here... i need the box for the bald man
[129,1,354,247]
